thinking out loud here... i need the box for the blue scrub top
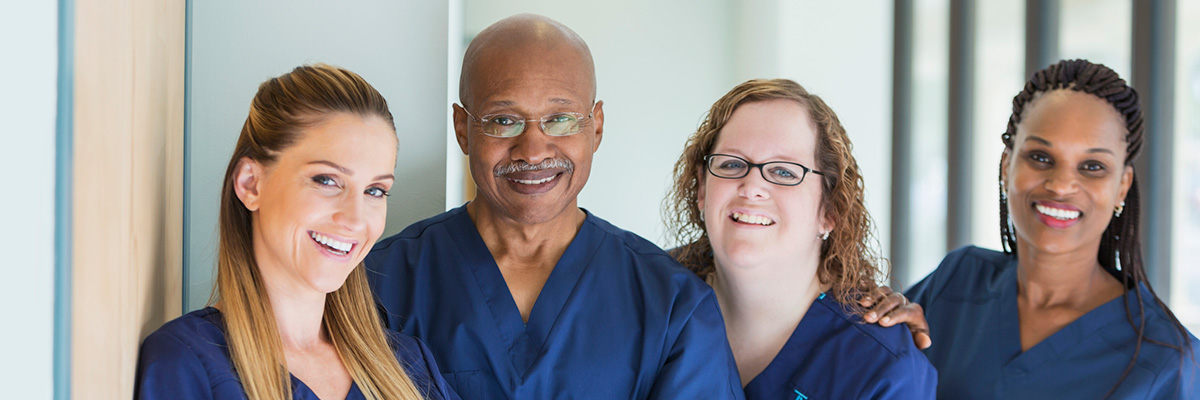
[906,246,1199,399]
[743,293,937,400]
[365,205,744,399]
[135,307,459,400]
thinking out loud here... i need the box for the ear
[453,103,470,155]
[695,165,707,212]
[233,157,264,212]
[590,100,604,152]
[1117,164,1134,204]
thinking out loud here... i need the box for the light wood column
[71,0,184,398]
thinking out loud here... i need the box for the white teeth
[310,231,352,253]
[1035,204,1081,221]
[731,211,774,226]
[512,175,556,185]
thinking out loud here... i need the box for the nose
[333,193,368,232]
[737,166,772,200]
[1042,165,1080,197]
[509,122,556,164]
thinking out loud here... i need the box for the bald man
[365,14,743,399]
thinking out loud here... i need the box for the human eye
[312,175,339,188]
[1026,151,1052,167]
[488,114,520,126]
[716,158,747,171]
[547,113,576,124]
[1080,161,1108,175]
[364,186,390,198]
[768,165,799,179]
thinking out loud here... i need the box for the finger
[870,293,907,324]
[859,286,895,314]
[914,331,932,350]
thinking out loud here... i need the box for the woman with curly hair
[905,59,1198,399]
[666,78,935,399]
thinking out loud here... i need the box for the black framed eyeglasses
[704,154,823,186]
[461,105,594,138]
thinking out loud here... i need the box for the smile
[310,231,353,256]
[510,174,559,185]
[1034,204,1081,221]
[730,211,775,226]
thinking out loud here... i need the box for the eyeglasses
[704,154,823,186]
[461,106,594,138]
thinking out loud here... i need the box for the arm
[134,332,213,400]
[647,292,746,400]
[412,337,463,400]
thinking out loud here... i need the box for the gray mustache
[494,159,574,177]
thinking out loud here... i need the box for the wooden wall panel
[71,0,184,398]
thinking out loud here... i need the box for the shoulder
[141,308,227,357]
[371,206,466,253]
[908,246,1013,303]
[583,211,715,301]
[137,308,238,398]
[816,301,937,397]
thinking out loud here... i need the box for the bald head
[459,14,596,108]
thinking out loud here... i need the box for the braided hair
[1000,59,1191,396]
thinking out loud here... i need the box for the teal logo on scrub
[793,389,808,400]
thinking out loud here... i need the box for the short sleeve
[646,292,745,400]
[135,331,214,400]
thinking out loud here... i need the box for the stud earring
[1114,201,1125,218]
[699,209,705,222]
[819,231,830,241]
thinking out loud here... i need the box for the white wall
[463,0,739,246]
[186,1,451,310]
[0,2,57,397]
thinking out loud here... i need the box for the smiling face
[453,37,603,225]
[1003,90,1133,256]
[698,99,830,270]
[235,112,397,296]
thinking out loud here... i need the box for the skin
[1001,90,1131,351]
[697,99,833,386]
[233,113,398,399]
[452,14,604,322]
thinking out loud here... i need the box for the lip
[308,230,358,261]
[727,208,776,227]
[1032,200,1082,229]
[503,170,565,195]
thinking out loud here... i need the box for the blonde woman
[666,79,935,399]
[135,64,458,400]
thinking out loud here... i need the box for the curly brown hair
[663,78,887,316]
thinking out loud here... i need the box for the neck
[258,269,330,351]
[466,200,585,261]
[1015,241,1123,309]
[710,254,825,330]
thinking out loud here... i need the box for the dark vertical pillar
[891,0,914,287]
[947,0,975,252]
[1131,0,1175,298]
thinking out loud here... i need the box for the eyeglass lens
[483,113,583,137]
[707,154,808,185]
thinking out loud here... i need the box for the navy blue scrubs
[135,307,459,400]
[365,205,744,399]
[907,246,1199,399]
[743,293,937,400]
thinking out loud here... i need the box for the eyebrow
[308,160,394,181]
[1024,135,1116,155]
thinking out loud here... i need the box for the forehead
[466,44,594,110]
[1016,90,1127,151]
[713,99,817,162]
[280,113,397,166]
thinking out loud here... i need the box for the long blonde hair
[664,78,886,317]
[214,64,425,400]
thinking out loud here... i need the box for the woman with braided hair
[905,59,1198,398]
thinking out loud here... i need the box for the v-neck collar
[741,293,833,397]
[289,375,363,400]
[997,260,1140,376]
[444,206,602,377]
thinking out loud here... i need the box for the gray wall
[185,1,451,311]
